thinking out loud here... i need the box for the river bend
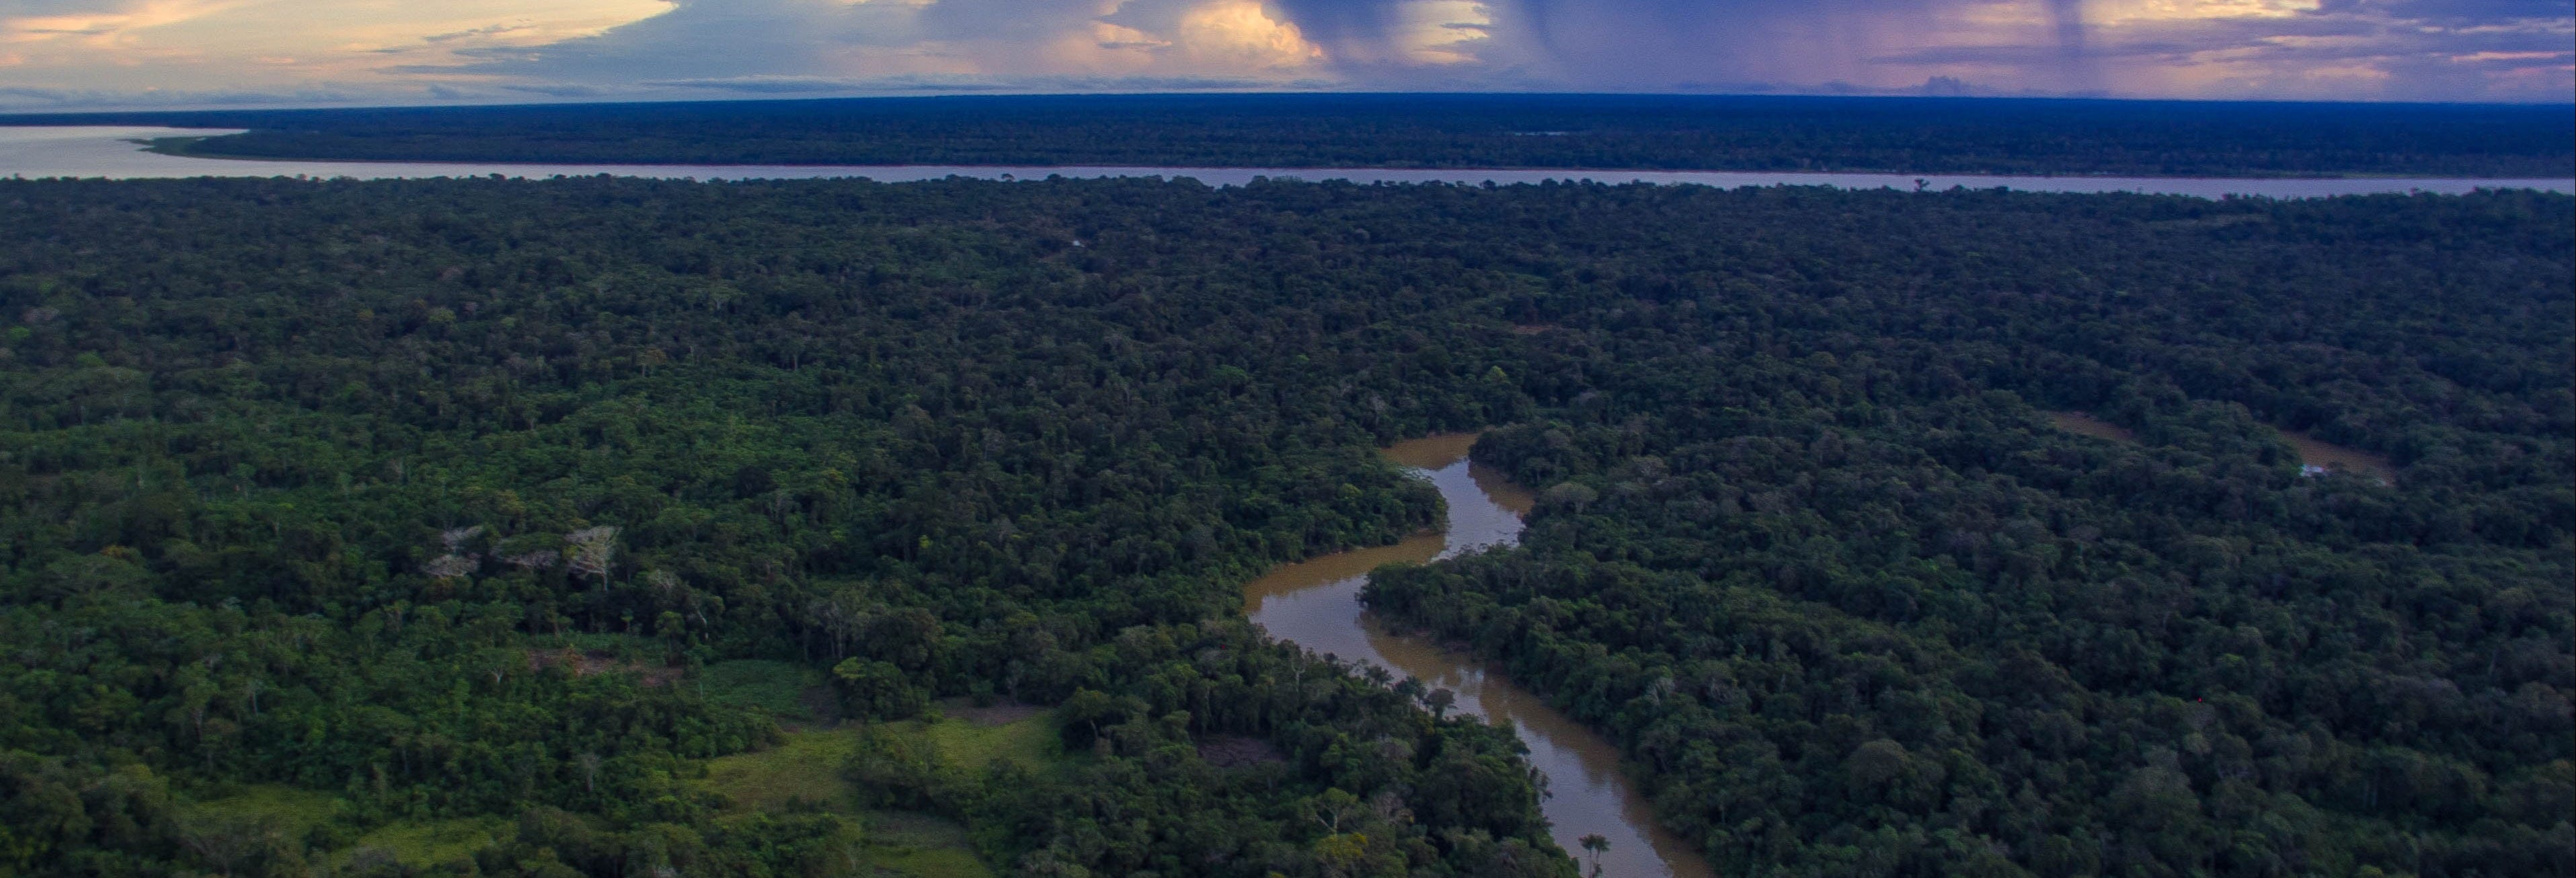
[1243,434,1713,878]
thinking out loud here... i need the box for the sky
[0,0,2568,110]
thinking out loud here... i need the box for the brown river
[1243,434,1714,878]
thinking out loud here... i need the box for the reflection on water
[1245,433,1713,878]
[5,126,2571,200]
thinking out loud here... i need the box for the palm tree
[1579,833,1609,877]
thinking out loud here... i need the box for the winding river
[1243,434,1713,878]
[5,126,2571,199]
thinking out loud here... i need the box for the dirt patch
[1197,735,1286,768]
[941,697,1046,728]
[2046,411,2136,443]
[2285,431,2395,483]
[528,648,682,686]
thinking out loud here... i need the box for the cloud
[0,0,2566,108]
[1262,0,2569,97]
[645,72,1308,92]
[2005,1,2573,99]
[1171,1,1327,67]
[0,81,374,109]
[426,0,1331,92]
[3,0,242,45]
[0,0,674,107]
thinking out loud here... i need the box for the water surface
[7,126,2570,200]
[1244,434,1713,878]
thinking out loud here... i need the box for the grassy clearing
[869,844,991,878]
[905,711,1060,771]
[702,727,867,812]
[697,709,1058,814]
[862,811,992,878]
[178,717,1043,878]
[186,786,507,871]
[186,784,339,834]
[702,658,823,719]
[693,713,1058,877]
[342,816,512,870]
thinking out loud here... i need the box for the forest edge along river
[1244,434,1715,878]
[5,126,2573,199]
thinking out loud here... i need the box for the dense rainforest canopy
[0,174,2568,877]
[13,93,2576,177]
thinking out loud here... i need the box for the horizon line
[5,89,2574,120]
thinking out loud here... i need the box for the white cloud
[0,0,675,102]
[1177,1,1323,65]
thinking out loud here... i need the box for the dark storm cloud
[1264,0,2068,87]
[428,0,1217,86]
[1865,0,2571,100]
[2321,0,2573,22]
[646,73,1299,92]
[1267,0,1405,58]
[1255,0,2567,97]
[379,0,2573,101]
[2047,0,2086,61]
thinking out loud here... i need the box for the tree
[565,526,619,582]
[830,657,925,720]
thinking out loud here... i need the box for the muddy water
[1244,434,1713,878]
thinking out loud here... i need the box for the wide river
[1245,434,1713,878]
[5,126,2571,198]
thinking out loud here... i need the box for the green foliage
[700,659,826,719]
[908,717,1060,774]
[836,657,931,720]
[187,785,338,838]
[1365,205,2573,878]
[0,173,1561,876]
[860,810,995,878]
[342,815,511,871]
[0,173,2565,876]
[699,729,867,813]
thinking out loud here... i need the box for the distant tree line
[14,93,2574,177]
